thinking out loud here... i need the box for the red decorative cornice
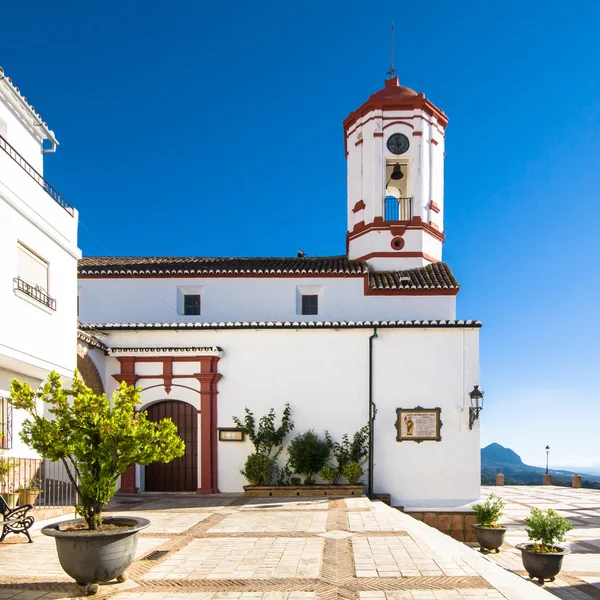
[429,201,441,213]
[352,200,366,213]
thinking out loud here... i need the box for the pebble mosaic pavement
[0,492,556,600]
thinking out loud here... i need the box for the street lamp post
[545,445,550,475]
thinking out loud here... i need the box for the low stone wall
[243,485,364,497]
[401,509,478,542]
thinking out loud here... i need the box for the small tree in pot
[9,371,185,594]
[517,508,574,584]
[471,493,506,552]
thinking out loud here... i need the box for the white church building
[76,75,482,508]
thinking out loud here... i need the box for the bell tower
[344,77,448,271]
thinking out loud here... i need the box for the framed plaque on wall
[395,406,442,442]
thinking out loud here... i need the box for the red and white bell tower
[345,76,448,271]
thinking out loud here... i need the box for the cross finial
[386,22,397,78]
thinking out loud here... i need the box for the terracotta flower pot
[1,492,19,508]
[18,490,39,506]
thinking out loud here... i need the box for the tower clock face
[387,133,410,155]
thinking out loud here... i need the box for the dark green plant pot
[472,525,506,552]
[516,543,570,584]
[42,517,149,595]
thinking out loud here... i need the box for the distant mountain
[481,443,600,489]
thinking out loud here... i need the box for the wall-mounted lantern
[468,385,485,430]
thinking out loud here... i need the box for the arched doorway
[145,400,198,492]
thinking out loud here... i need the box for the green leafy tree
[9,371,185,530]
[287,430,330,485]
[324,424,369,484]
[524,508,574,552]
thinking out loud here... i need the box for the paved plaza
[479,485,600,600]
[0,492,561,600]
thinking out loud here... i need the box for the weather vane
[386,22,397,78]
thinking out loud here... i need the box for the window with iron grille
[301,294,319,315]
[0,396,12,450]
[184,294,201,315]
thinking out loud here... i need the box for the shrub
[9,371,185,530]
[524,508,573,552]
[241,453,274,486]
[233,404,294,486]
[233,404,294,457]
[471,493,505,528]
[325,424,369,484]
[290,476,301,486]
[320,465,336,484]
[287,430,330,485]
[342,462,363,485]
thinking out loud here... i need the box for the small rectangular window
[184,294,201,315]
[0,396,12,450]
[301,294,318,315]
[17,242,48,292]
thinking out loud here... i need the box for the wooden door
[145,401,197,492]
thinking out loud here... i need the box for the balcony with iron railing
[384,195,412,221]
[0,134,74,217]
[13,277,57,311]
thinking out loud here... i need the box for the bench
[0,495,34,543]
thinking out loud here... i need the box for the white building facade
[78,76,481,508]
[0,67,81,459]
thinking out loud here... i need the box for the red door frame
[113,355,221,494]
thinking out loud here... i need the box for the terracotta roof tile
[79,320,481,331]
[368,263,459,291]
[78,255,368,276]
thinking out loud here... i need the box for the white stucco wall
[78,276,457,323]
[92,325,480,508]
[0,82,80,460]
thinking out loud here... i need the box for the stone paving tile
[348,511,407,532]
[103,511,212,534]
[238,499,329,511]
[206,512,327,533]
[0,535,166,579]
[359,591,507,598]
[112,594,316,600]
[352,537,477,578]
[141,537,324,580]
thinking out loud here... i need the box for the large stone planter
[243,484,364,497]
[472,525,506,552]
[516,543,570,584]
[42,516,149,595]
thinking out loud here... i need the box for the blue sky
[2,1,599,471]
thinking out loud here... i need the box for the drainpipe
[368,328,378,498]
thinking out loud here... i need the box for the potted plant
[516,508,574,584]
[18,478,41,506]
[471,493,506,552]
[9,371,185,595]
